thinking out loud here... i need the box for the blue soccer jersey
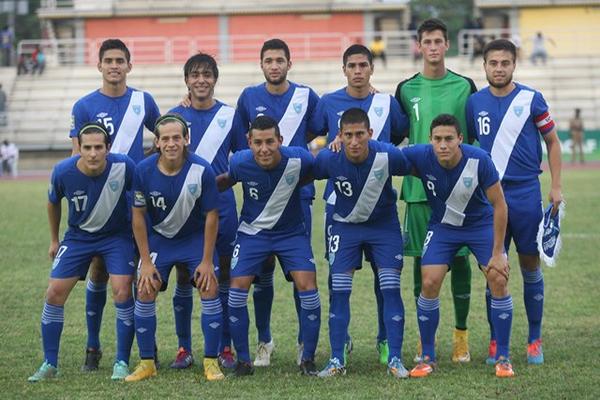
[133,153,219,240]
[228,146,314,235]
[466,82,555,183]
[70,87,161,163]
[314,140,412,224]
[402,144,499,228]
[48,153,135,240]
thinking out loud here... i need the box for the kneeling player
[126,114,224,382]
[313,108,412,378]
[218,116,321,377]
[403,114,514,378]
[29,123,136,382]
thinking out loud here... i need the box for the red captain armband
[535,111,555,134]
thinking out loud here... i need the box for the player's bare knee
[199,285,219,299]
[487,269,508,296]
[518,254,540,271]
[111,284,132,303]
[45,285,68,305]
[136,288,157,302]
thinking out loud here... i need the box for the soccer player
[403,114,514,378]
[168,53,247,369]
[313,108,412,378]
[309,43,408,365]
[28,123,136,382]
[235,38,320,367]
[466,39,563,365]
[394,18,477,363]
[125,114,224,382]
[218,116,321,377]
[69,38,161,371]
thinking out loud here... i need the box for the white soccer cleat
[253,339,275,367]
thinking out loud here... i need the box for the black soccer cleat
[81,348,102,372]
[232,361,254,377]
[299,359,318,376]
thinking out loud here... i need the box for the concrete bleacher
[6,55,600,150]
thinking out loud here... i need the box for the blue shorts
[147,233,220,291]
[329,217,403,274]
[51,234,135,279]
[325,203,376,266]
[503,180,543,255]
[231,229,316,278]
[421,223,495,267]
[217,200,238,258]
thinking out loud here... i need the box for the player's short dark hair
[417,18,448,43]
[343,44,373,66]
[261,39,291,62]
[77,122,110,146]
[340,108,370,130]
[154,113,189,139]
[184,53,219,81]
[483,39,517,62]
[98,39,131,63]
[430,113,461,136]
[249,115,280,137]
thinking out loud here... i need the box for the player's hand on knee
[138,261,161,295]
[194,261,217,292]
[485,253,509,281]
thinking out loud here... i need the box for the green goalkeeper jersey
[395,69,477,203]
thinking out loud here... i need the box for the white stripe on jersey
[238,158,301,235]
[110,91,145,156]
[79,162,126,233]
[194,105,235,163]
[441,158,479,227]
[153,164,205,239]
[367,93,390,140]
[333,152,389,224]
[279,87,309,146]
[490,89,534,180]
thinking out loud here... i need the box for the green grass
[1,171,599,399]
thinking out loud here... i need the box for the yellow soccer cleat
[203,358,225,381]
[124,359,157,382]
[452,328,471,363]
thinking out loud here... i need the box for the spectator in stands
[17,53,28,75]
[0,139,18,177]
[32,46,46,75]
[0,25,13,67]
[569,108,585,163]
[530,32,554,65]
[370,35,387,68]
[0,83,7,126]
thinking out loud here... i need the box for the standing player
[235,38,320,367]
[394,18,477,363]
[403,114,514,378]
[466,39,562,365]
[313,109,412,378]
[309,43,409,364]
[29,124,136,382]
[69,38,161,371]
[218,116,321,376]
[169,53,247,369]
[125,114,224,382]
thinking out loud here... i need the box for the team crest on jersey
[426,174,437,181]
[374,107,383,117]
[133,105,141,115]
[293,103,302,114]
[513,106,523,117]
[109,180,119,192]
[478,111,489,117]
[373,168,384,182]
[255,106,267,112]
[410,97,421,103]
[187,184,198,195]
[463,177,473,188]
[218,119,227,128]
[285,173,296,185]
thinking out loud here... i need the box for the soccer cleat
[124,359,157,382]
[527,339,544,365]
[170,347,194,369]
[387,356,409,379]
[344,337,353,364]
[253,339,275,367]
[495,357,515,378]
[218,346,236,369]
[28,361,58,382]
[485,340,497,365]
[317,358,346,378]
[296,342,304,366]
[111,360,129,381]
[232,361,254,377]
[452,328,471,363]
[409,356,435,378]
[299,359,318,376]
[81,348,102,371]
[377,340,389,365]
[203,358,225,381]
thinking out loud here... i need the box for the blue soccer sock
[416,294,440,362]
[298,289,321,361]
[173,283,194,352]
[522,267,544,343]
[378,269,404,361]
[201,297,223,358]
[372,265,386,342]
[41,302,64,368]
[293,285,303,344]
[218,283,231,352]
[253,267,274,343]
[228,288,250,362]
[491,295,513,360]
[85,280,107,350]
[330,273,352,364]
[485,285,496,341]
[115,298,135,364]
[134,300,156,359]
